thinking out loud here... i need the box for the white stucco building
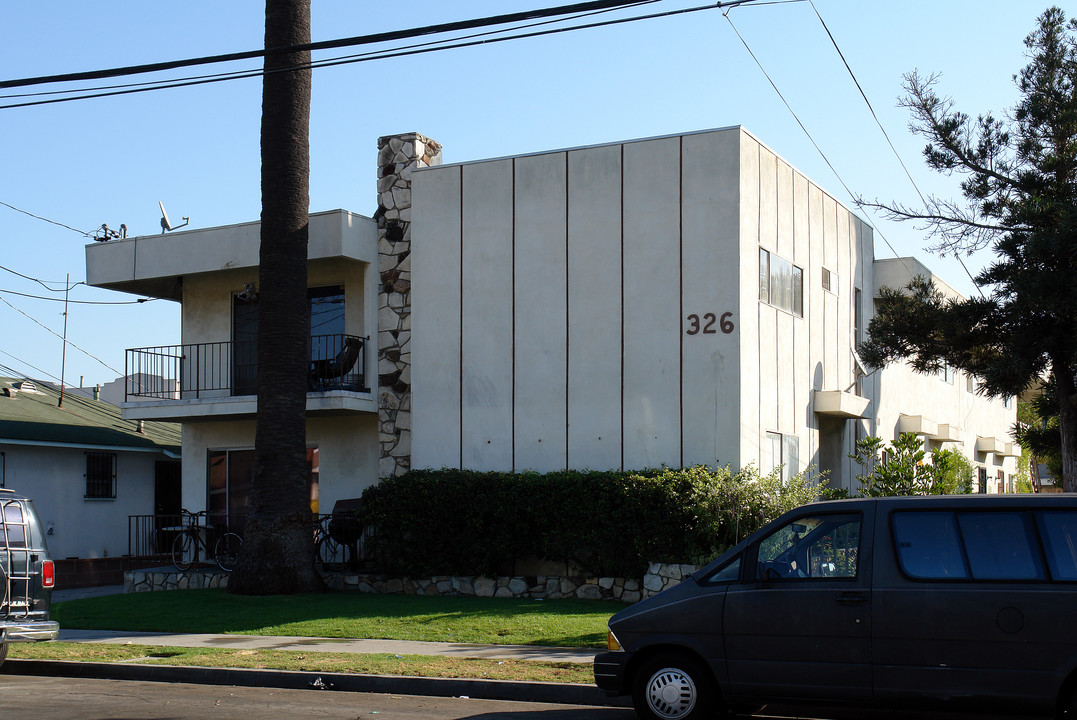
[85,126,1019,516]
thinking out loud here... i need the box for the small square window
[822,268,838,293]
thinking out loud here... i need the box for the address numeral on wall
[686,312,734,335]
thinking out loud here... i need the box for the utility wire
[0,0,771,110]
[0,0,663,90]
[0,294,123,376]
[0,287,153,305]
[0,199,92,236]
[0,262,76,292]
[722,8,918,280]
[806,0,987,299]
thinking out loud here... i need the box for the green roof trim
[0,379,180,453]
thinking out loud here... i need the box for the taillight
[42,559,55,589]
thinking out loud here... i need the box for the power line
[0,294,123,376]
[0,0,663,90]
[0,287,152,305]
[722,7,920,282]
[0,262,75,292]
[805,0,987,299]
[0,199,92,236]
[0,0,773,110]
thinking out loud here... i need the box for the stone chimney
[376,133,442,478]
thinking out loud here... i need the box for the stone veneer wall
[376,133,442,478]
[124,562,698,601]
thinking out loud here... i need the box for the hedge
[360,465,819,578]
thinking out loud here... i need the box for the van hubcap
[646,667,697,718]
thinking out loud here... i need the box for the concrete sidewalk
[56,628,597,664]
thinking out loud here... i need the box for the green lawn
[53,590,622,649]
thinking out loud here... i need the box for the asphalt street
[0,674,634,720]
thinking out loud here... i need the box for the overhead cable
[0,0,664,90]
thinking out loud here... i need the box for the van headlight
[607,629,623,652]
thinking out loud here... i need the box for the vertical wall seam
[564,152,570,470]
[458,165,464,470]
[620,144,628,473]
[678,137,684,469]
[511,159,517,473]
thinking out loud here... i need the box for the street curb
[1,659,630,708]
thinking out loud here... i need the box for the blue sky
[0,0,1046,387]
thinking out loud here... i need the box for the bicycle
[169,509,243,572]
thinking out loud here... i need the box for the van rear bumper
[1,620,60,643]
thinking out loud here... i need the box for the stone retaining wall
[124,562,697,601]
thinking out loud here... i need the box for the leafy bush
[849,433,974,496]
[361,466,821,578]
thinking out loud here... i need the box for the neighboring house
[0,378,181,560]
[84,126,1020,514]
[73,374,180,406]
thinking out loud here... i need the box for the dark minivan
[0,489,58,663]
[595,495,1077,719]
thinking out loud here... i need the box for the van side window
[893,511,1045,581]
[756,514,860,580]
[702,556,741,585]
[892,512,968,579]
[958,512,1043,580]
[1036,511,1077,581]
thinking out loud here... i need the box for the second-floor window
[759,248,803,316]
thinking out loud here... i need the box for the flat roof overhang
[118,391,376,422]
[85,209,378,300]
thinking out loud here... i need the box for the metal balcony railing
[125,334,369,400]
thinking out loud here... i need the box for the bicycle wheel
[315,535,348,571]
[214,532,243,572]
[172,531,196,571]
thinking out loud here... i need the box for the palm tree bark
[229,0,323,594]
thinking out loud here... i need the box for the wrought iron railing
[125,334,369,400]
[126,512,247,568]
[127,512,374,572]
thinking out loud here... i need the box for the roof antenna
[159,201,190,234]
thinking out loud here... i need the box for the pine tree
[859,7,1077,491]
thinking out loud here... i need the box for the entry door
[724,511,873,702]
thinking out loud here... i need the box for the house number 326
[685,312,734,335]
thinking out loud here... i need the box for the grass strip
[53,590,619,648]
[9,643,594,684]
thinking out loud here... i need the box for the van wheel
[632,652,716,720]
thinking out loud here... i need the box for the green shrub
[361,466,821,578]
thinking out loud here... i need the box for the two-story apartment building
[85,126,1019,516]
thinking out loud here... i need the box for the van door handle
[837,592,867,604]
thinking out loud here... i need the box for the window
[85,452,117,499]
[765,431,800,483]
[943,364,955,384]
[756,514,861,579]
[1037,511,1077,581]
[966,374,976,393]
[759,248,803,316]
[893,511,1045,581]
[1003,396,1014,409]
[702,556,742,585]
[232,284,348,396]
[822,267,838,293]
[977,466,988,494]
[892,511,967,579]
[208,447,319,532]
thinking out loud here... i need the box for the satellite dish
[159,201,190,233]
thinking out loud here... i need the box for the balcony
[121,334,375,422]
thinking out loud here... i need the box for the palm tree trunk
[229,0,323,594]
